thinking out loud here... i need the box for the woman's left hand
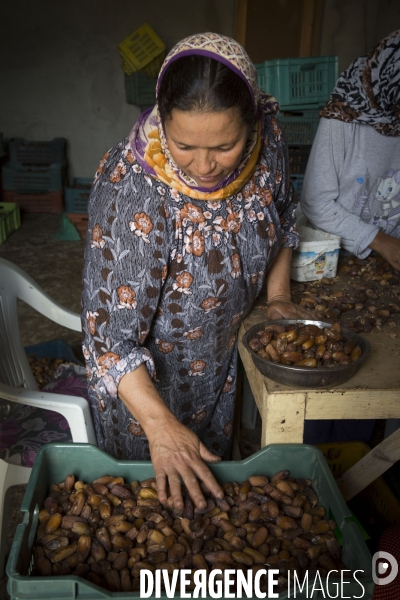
[266,299,315,321]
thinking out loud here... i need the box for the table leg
[261,392,307,446]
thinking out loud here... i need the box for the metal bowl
[242,319,371,389]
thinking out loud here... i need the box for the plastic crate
[290,174,304,199]
[0,215,6,244]
[6,443,374,599]
[8,137,66,166]
[118,23,166,78]
[288,144,311,174]
[2,161,66,193]
[2,190,64,213]
[124,72,156,107]
[0,201,20,236]
[256,55,338,109]
[65,178,93,213]
[24,339,82,365]
[66,212,88,240]
[317,441,400,527]
[279,109,321,145]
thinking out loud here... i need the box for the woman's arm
[82,144,223,510]
[369,231,400,271]
[265,247,311,320]
[300,119,379,258]
[118,366,223,511]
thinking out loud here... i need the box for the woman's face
[164,108,248,188]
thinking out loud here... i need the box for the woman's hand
[118,365,223,512]
[266,297,314,321]
[264,248,315,320]
[146,415,223,512]
[370,231,400,271]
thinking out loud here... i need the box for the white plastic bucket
[291,219,341,282]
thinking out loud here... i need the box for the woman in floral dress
[82,33,308,510]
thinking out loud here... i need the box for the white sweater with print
[300,117,400,258]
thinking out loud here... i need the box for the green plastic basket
[256,56,338,110]
[279,109,321,145]
[6,443,374,599]
[0,202,21,243]
[124,72,156,107]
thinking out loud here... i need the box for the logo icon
[372,551,398,586]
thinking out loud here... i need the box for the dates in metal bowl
[242,320,371,388]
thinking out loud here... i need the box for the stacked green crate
[124,72,156,112]
[255,56,338,197]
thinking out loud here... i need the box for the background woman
[82,33,308,510]
[301,30,400,271]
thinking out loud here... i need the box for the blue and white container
[291,217,341,282]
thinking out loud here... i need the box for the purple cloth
[0,363,90,467]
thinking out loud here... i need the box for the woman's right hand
[370,230,400,271]
[146,415,224,512]
[118,365,223,512]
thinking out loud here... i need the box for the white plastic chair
[0,257,96,578]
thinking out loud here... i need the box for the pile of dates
[31,470,346,593]
[290,256,400,337]
[248,322,362,368]
[27,355,65,388]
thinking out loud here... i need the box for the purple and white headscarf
[128,33,279,201]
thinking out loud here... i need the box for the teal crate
[256,55,338,109]
[2,161,66,193]
[279,109,321,145]
[124,72,156,107]
[24,339,82,365]
[65,177,93,213]
[9,137,66,165]
[6,443,374,599]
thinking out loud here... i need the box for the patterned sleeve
[266,115,300,249]
[81,139,172,405]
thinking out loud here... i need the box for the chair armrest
[0,258,81,331]
[0,382,97,445]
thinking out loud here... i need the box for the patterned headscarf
[129,32,279,201]
[320,30,400,136]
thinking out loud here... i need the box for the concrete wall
[320,0,400,73]
[1,0,399,181]
[0,0,235,180]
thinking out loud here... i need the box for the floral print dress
[82,115,299,460]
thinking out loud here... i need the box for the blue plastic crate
[124,72,156,107]
[256,55,338,109]
[65,177,93,213]
[2,161,66,193]
[288,144,311,174]
[24,339,82,365]
[279,108,321,145]
[290,174,304,199]
[9,137,66,165]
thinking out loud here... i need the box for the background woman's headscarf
[129,33,279,201]
[320,29,400,136]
